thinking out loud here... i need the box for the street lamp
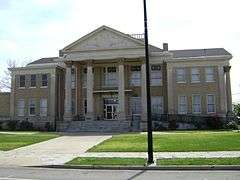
[143,0,154,164]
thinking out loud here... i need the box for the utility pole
[143,0,154,164]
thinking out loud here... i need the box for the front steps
[56,120,131,132]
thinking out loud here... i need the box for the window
[130,66,141,86]
[19,75,25,87]
[205,67,214,82]
[130,97,141,115]
[151,65,162,86]
[41,74,48,87]
[30,74,36,87]
[178,95,187,114]
[192,95,201,113]
[71,68,76,89]
[191,68,200,83]
[84,99,87,114]
[176,68,186,83]
[72,98,75,115]
[40,99,47,116]
[83,68,87,88]
[151,96,163,114]
[17,99,25,116]
[103,67,117,87]
[207,95,215,113]
[29,99,36,116]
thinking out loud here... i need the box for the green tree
[233,104,240,117]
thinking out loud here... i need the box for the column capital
[224,65,231,73]
[118,58,125,65]
[87,60,93,67]
[65,61,73,67]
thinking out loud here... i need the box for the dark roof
[28,57,57,65]
[170,48,231,58]
[149,45,163,52]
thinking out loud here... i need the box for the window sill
[18,87,26,89]
[29,115,36,117]
[206,81,215,83]
[176,82,187,84]
[40,86,48,89]
[191,81,201,83]
[29,87,36,89]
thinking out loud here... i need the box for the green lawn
[66,157,146,166]
[0,132,59,151]
[157,158,240,166]
[89,131,240,152]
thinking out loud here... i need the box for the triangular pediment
[62,26,145,52]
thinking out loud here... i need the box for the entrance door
[103,98,118,120]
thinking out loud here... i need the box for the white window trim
[192,94,201,114]
[17,99,25,117]
[151,96,164,114]
[29,99,36,116]
[41,74,48,88]
[40,99,48,117]
[178,95,187,114]
[176,68,186,83]
[19,75,26,88]
[103,66,118,87]
[30,74,37,88]
[150,65,162,86]
[206,94,216,114]
[191,68,201,83]
[205,67,215,83]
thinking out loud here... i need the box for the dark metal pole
[143,0,154,164]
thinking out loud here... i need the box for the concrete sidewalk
[81,151,240,160]
[0,134,112,166]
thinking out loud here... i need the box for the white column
[86,62,94,120]
[218,65,227,115]
[224,66,232,114]
[167,64,174,114]
[64,62,72,121]
[118,61,125,120]
[10,73,15,119]
[141,63,147,122]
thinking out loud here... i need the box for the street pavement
[0,167,239,180]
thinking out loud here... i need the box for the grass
[157,158,240,166]
[0,132,59,151]
[66,157,146,166]
[89,131,240,152]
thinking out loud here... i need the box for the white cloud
[0,0,240,101]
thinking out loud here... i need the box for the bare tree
[0,60,17,92]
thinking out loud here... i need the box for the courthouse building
[5,26,232,131]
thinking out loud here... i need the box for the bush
[205,116,224,129]
[19,120,33,131]
[45,122,54,131]
[7,120,19,130]
[168,119,178,130]
[226,121,239,130]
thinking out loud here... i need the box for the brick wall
[0,92,10,117]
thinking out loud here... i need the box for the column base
[85,113,94,121]
[63,115,73,121]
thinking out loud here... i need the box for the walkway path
[0,134,112,166]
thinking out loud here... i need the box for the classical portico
[63,58,149,122]
[61,25,154,123]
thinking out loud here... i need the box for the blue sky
[0,0,240,102]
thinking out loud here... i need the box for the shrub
[45,122,54,131]
[226,121,239,130]
[7,120,19,130]
[19,120,33,131]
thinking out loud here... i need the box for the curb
[29,165,240,171]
